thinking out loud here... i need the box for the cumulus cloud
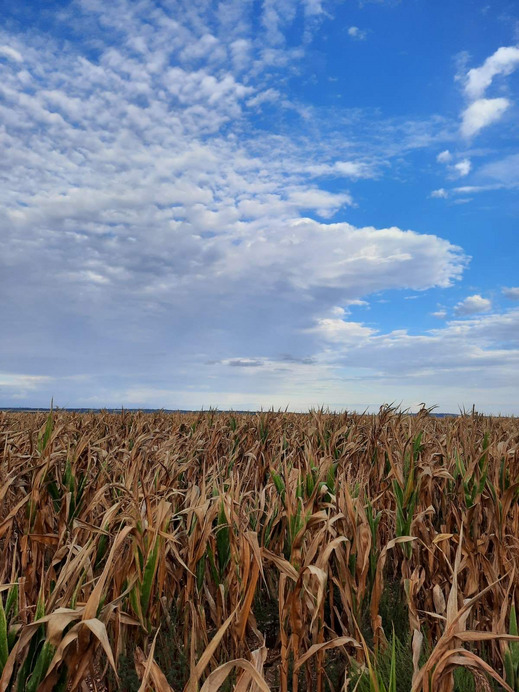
[464,46,519,100]
[430,188,448,198]
[453,158,471,176]
[307,307,375,342]
[459,45,519,137]
[436,150,452,163]
[436,150,472,183]
[461,97,510,137]
[454,294,492,316]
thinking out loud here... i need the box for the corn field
[1,407,519,692]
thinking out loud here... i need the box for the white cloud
[179,33,224,64]
[0,45,23,62]
[348,27,367,40]
[464,45,519,100]
[307,316,375,342]
[431,310,447,319]
[453,158,471,177]
[286,189,352,215]
[304,0,325,16]
[454,294,492,316]
[436,150,471,178]
[260,0,327,46]
[461,98,510,137]
[452,185,489,194]
[334,160,371,177]
[326,309,519,412]
[305,160,376,179]
[0,373,51,388]
[436,149,452,163]
[458,46,519,138]
[431,188,448,198]
[246,88,281,107]
[503,287,519,300]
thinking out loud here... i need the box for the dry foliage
[0,406,518,691]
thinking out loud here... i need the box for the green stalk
[0,597,8,672]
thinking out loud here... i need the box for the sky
[1,0,518,414]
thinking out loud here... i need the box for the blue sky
[1,0,518,413]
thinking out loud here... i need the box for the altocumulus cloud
[0,0,517,412]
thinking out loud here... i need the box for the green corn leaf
[0,597,8,672]
[403,460,416,505]
[388,630,397,692]
[141,536,161,616]
[53,666,69,692]
[509,604,519,670]
[263,508,278,548]
[270,471,286,505]
[216,502,231,576]
[5,583,18,621]
[196,554,206,592]
[70,572,85,610]
[95,530,109,569]
[504,648,515,688]
[326,464,337,493]
[207,545,220,586]
[510,603,518,636]
[305,472,315,498]
[455,451,466,480]
[17,628,46,692]
[393,480,404,507]
[37,408,54,455]
[35,590,45,622]
[7,627,17,652]
[64,460,75,494]
[129,586,143,623]
[476,449,489,492]
[26,641,56,692]
[47,480,61,512]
